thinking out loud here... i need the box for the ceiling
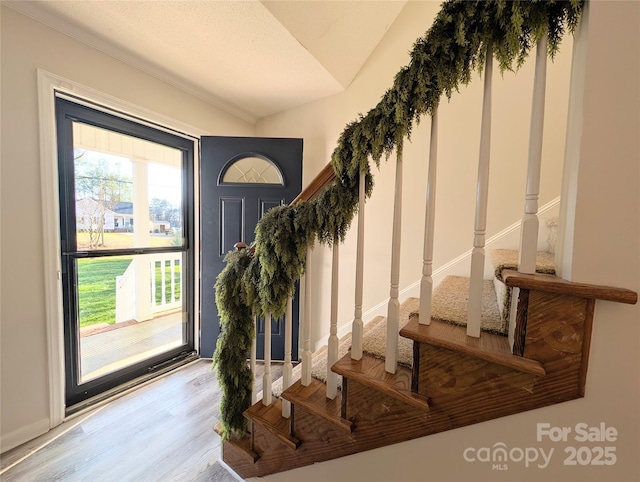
[6,0,407,122]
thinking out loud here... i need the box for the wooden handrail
[502,270,638,305]
[291,162,335,205]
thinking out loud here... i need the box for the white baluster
[351,169,366,360]
[170,258,176,303]
[251,315,257,405]
[262,313,272,406]
[327,238,339,399]
[150,260,157,309]
[161,260,167,305]
[282,296,293,417]
[468,45,494,338]
[509,34,549,351]
[301,248,312,386]
[385,148,403,373]
[419,109,439,325]
[176,258,182,302]
[519,33,548,274]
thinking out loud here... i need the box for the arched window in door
[219,154,284,185]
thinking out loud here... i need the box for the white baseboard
[0,418,50,454]
[219,458,246,482]
[319,197,561,349]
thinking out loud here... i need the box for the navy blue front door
[200,136,302,359]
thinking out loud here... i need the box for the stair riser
[417,344,537,404]
[223,400,356,478]
[521,291,588,364]
[411,289,592,430]
[224,380,435,479]
[416,345,583,431]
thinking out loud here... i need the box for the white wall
[0,5,254,450]
[256,1,572,349]
[261,1,640,480]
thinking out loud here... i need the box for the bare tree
[74,149,132,247]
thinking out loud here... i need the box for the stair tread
[503,269,639,304]
[400,316,546,376]
[244,400,300,450]
[332,353,430,411]
[427,275,506,336]
[282,379,354,432]
[490,249,556,282]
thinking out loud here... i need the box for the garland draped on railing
[213,0,583,440]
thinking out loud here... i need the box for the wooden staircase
[210,5,639,475]
[221,268,636,479]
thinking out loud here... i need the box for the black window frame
[56,97,195,410]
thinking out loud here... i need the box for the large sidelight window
[56,97,195,411]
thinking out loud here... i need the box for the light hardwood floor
[1,360,283,482]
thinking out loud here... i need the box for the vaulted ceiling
[6,0,407,122]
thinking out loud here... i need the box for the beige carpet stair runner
[490,249,556,322]
[426,275,504,334]
[362,297,419,367]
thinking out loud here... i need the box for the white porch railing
[115,252,183,323]
[150,253,183,314]
[115,263,136,323]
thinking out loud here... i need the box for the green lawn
[77,256,132,327]
[77,256,182,327]
[77,232,179,250]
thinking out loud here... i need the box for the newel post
[233,242,259,406]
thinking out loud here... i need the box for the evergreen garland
[212,249,254,440]
[213,0,583,440]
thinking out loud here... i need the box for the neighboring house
[76,200,170,233]
[151,221,171,234]
[75,197,116,232]
[112,201,134,232]
[1,2,638,481]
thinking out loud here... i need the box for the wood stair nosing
[399,317,546,377]
[281,379,354,433]
[502,269,638,304]
[331,353,430,412]
[244,399,300,450]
